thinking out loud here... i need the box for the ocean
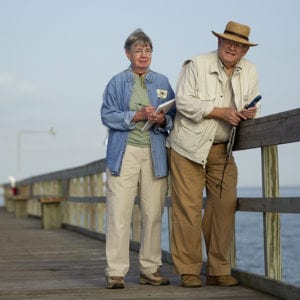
[161,186,300,287]
[1,186,299,287]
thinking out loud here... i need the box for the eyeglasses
[221,38,247,50]
[132,48,152,56]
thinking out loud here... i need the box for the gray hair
[124,29,153,51]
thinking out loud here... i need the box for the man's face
[218,37,249,68]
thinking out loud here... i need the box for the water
[162,186,300,287]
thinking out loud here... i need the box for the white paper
[141,99,175,132]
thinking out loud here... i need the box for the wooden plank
[234,108,300,150]
[39,197,63,204]
[261,146,282,281]
[38,195,300,213]
[232,268,300,300]
[0,207,280,300]
[237,197,300,213]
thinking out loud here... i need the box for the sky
[0,0,299,189]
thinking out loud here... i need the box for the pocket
[175,118,204,153]
[197,92,215,110]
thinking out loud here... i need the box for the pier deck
[0,207,279,300]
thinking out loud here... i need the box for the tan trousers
[169,144,237,276]
[105,145,168,277]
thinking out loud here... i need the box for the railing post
[261,145,282,280]
[39,197,63,229]
[6,197,15,213]
[14,196,28,218]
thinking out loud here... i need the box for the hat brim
[212,31,258,47]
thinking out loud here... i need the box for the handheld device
[245,95,262,109]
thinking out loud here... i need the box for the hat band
[224,30,249,41]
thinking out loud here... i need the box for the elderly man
[167,21,260,288]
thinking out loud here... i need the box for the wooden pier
[1,108,300,299]
[0,207,278,300]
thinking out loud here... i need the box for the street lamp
[17,127,56,179]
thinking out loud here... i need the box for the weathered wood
[6,197,15,213]
[261,146,282,281]
[234,108,300,150]
[237,197,300,213]
[39,197,63,230]
[232,268,300,300]
[67,195,300,213]
[0,208,280,300]
[40,196,63,204]
[13,196,28,218]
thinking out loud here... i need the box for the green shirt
[127,73,150,147]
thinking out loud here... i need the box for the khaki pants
[169,144,237,276]
[105,145,168,277]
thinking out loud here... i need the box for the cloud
[0,72,41,98]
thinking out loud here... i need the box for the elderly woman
[101,29,175,289]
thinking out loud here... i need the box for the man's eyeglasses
[132,48,152,56]
[221,38,247,50]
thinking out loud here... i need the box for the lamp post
[17,127,56,179]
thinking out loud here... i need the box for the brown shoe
[206,275,238,286]
[139,271,170,286]
[106,276,125,289]
[181,274,202,288]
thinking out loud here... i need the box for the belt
[212,142,227,145]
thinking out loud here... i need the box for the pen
[137,103,147,107]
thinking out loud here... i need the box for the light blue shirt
[101,68,175,177]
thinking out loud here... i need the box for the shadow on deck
[0,207,279,300]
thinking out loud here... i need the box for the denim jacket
[101,68,175,177]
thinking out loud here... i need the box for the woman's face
[126,43,152,75]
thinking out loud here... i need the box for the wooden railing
[2,108,300,300]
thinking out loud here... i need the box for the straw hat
[212,21,258,47]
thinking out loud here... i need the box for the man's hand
[241,106,257,120]
[207,107,247,126]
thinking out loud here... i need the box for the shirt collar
[217,58,242,73]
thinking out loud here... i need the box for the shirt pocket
[196,89,215,101]
[175,118,205,153]
[197,92,215,117]
[197,89,215,103]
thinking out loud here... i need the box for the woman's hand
[132,105,156,123]
[148,110,166,126]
